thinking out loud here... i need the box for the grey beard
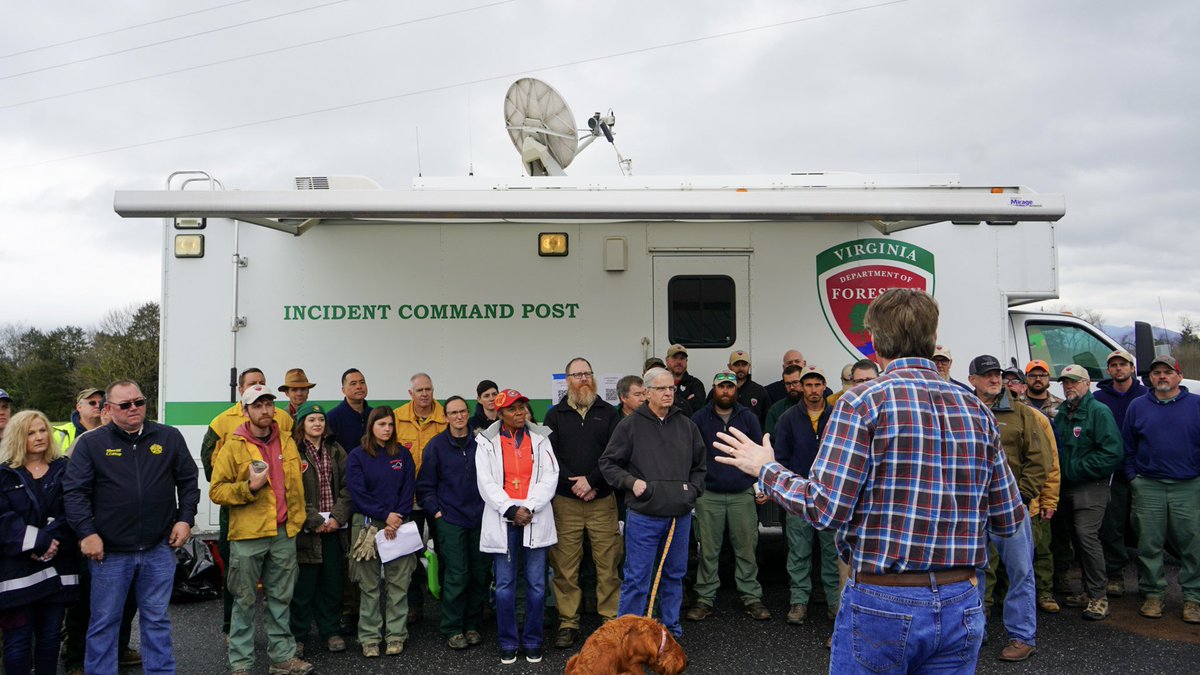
[568,387,597,409]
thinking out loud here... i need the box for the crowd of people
[0,288,1196,673]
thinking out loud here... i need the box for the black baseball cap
[968,355,1003,376]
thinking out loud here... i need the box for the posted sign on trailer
[816,238,936,361]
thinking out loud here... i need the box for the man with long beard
[543,357,621,649]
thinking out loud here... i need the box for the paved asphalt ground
[151,529,1200,674]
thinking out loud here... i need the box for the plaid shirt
[759,357,1022,574]
[304,438,335,513]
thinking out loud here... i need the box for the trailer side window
[668,275,736,348]
[1025,322,1116,380]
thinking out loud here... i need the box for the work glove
[351,525,379,562]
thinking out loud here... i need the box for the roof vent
[293,175,382,190]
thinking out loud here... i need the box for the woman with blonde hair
[0,410,81,674]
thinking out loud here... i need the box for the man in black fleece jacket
[542,357,621,648]
[599,367,706,639]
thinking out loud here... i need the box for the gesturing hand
[713,428,776,477]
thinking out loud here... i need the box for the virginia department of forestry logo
[816,238,936,361]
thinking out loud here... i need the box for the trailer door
[652,255,751,381]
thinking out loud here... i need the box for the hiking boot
[385,638,405,655]
[826,605,839,621]
[1082,597,1109,621]
[554,627,579,649]
[1052,574,1073,595]
[1062,592,1089,608]
[465,630,483,646]
[999,640,1036,662]
[686,602,714,621]
[787,604,808,625]
[500,649,518,665]
[232,671,251,675]
[1037,593,1060,614]
[1184,601,1200,624]
[744,600,772,621]
[362,642,380,658]
[448,633,469,650]
[294,642,304,659]
[326,635,346,652]
[267,657,314,675]
[1106,578,1126,597]
[119,649,142,666]
[1140,597,1164,619]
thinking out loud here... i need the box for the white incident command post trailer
[114,79,1138,533]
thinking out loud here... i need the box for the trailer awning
[114,179,1065,236]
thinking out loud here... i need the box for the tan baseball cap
[75,388,104,403]
[728,350,750,366]
[933,345,952,360]
[1057,364,1090,382]
[800,365,826,382]
[666,344,688,358]
[1106,350,1134,366]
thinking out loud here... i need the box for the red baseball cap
[494,389,529,409]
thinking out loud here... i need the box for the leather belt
[856,567,976,587]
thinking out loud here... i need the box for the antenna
[503,78,629,176]
[415,126,423,177]
[467,86,474,176]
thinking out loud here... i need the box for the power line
[0,0,354,82]
[0,0,518,112]
[1,0,913,172]
[0,0,264,60]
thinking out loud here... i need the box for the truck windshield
[1026,322,1117,380]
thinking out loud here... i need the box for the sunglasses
[112,398,147,410]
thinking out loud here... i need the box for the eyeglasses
[783,380,803,388]
[1026,373,1049,380]
[112,398,147,410]
[82,399,104,407]
[567,371,594,380]
[647,385,673,391]
[713,374,737,384]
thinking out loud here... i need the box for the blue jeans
[832,576,984,674]
[618,510,692,637]
[980,514,1037,644]
[87,543,177,675]
[2,602,66,674]
[493,524,547,652]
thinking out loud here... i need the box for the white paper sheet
[375,521,423,563]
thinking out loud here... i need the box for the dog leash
[645,516,677,618]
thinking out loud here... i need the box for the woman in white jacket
[475,389,559,666]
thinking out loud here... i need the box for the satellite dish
[504,78,579,176]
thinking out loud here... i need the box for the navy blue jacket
[326,399,372,460]
[63,421,200,552]
[417,429,485,529]
[1095,378,1149,431]
[346,444,416,523]
[0,459,81,609]
[772,402,833,478]
[692,402,763,493]
[1122,387,1200,481]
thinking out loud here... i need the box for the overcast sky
[2,0,1196,333]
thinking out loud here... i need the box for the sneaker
[267,657,315,675]
[465,630,483,646]
[448,633,469,650]
[362,642,381,658]
[1062,592,1089,608]
[1082,597,1109,621]
[1183,601,1200,624]
[787,604,808,625]
[1037,593,1061,614]
[998,640,1036,662]
[500,650,518,665]
[1140,597,1164,619]
[685,602,714,621]
[554,627,579,649]
[385,638,405,655]
[118,649,142,666]
[526,648,543,664]
[743,600,772,621]
[1106,578,1126,597]
[1052,575,1073,594]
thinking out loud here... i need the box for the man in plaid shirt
[715,289,1023,673]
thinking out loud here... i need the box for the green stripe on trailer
[164,399,555,427]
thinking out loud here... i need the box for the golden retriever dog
[565,615,687,674]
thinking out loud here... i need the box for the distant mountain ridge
[1098,323,1181,346]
